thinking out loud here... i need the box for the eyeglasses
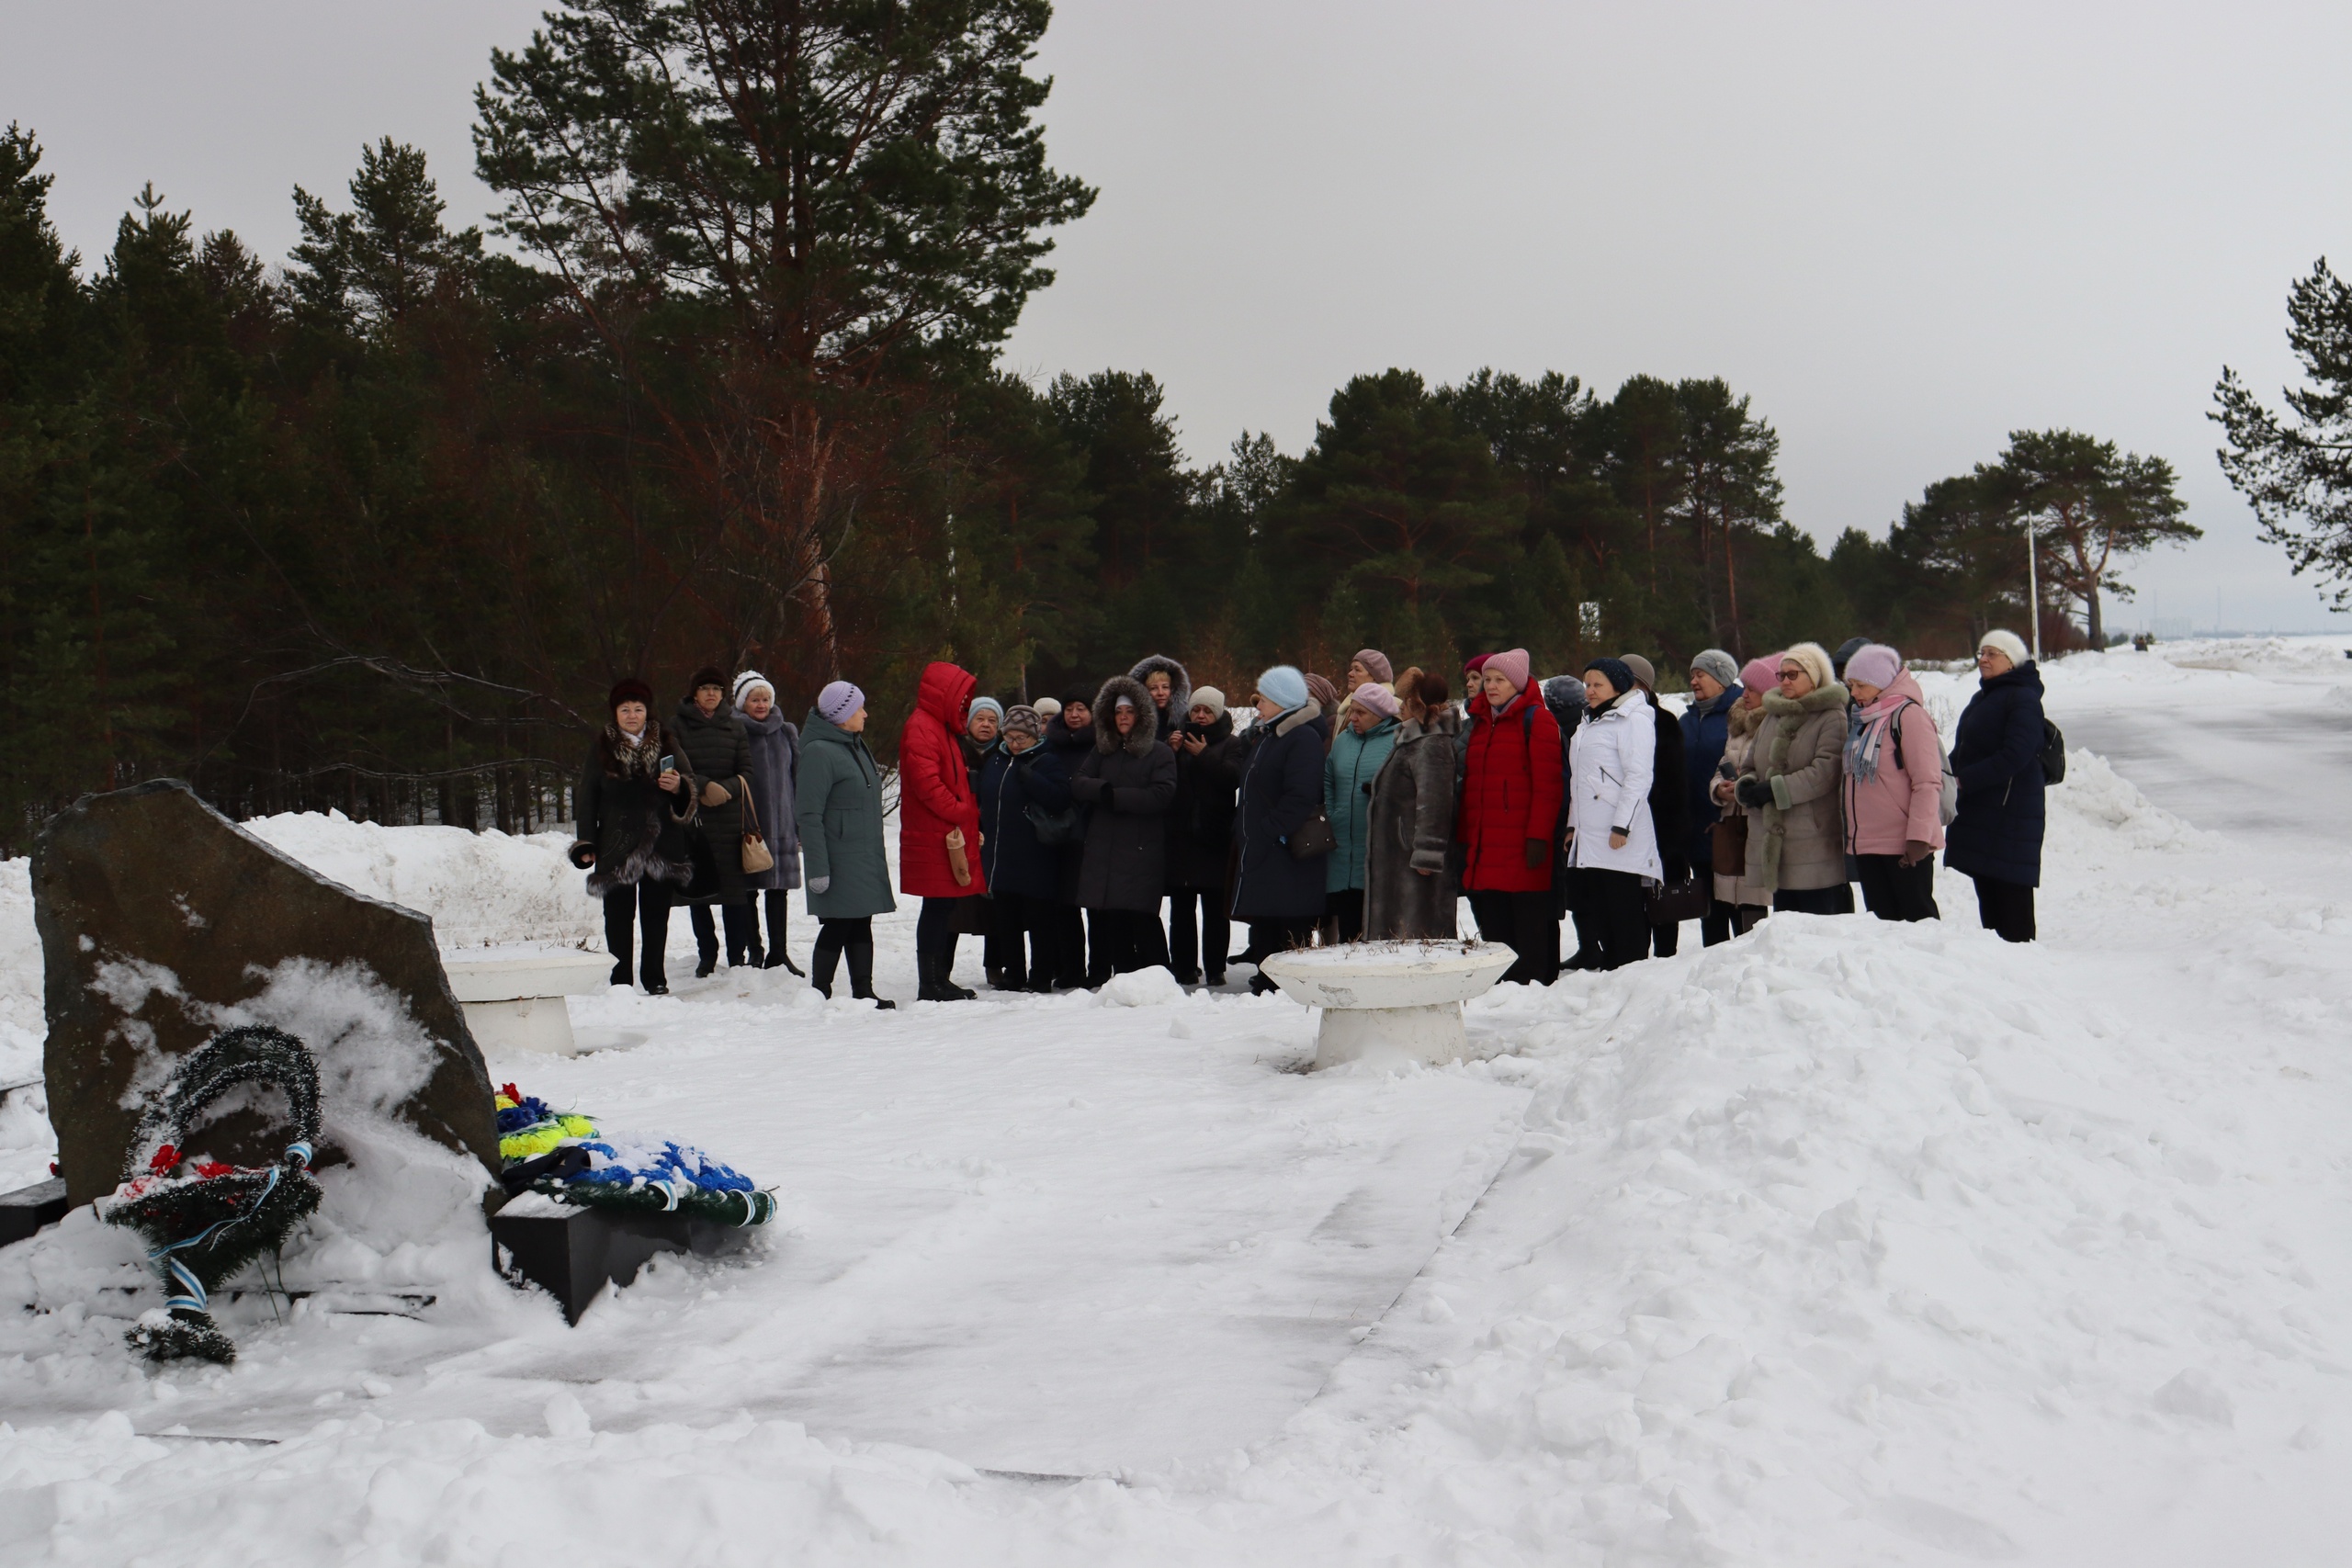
[1777,668,1804,682]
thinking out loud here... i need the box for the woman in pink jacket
[1839,644,1945,922]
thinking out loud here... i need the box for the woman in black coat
[1070,675,1180,979]
[1229,665,1331,993]
[672,666,756,976]
[1166,685,1241,987]
[1944,631,2047,942]
[571,678,695,994]
[1042,687,1098,987]
[978,705,1073,991]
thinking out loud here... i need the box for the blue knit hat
[967,695,1005,727]
[1256,665,1309,710]
[1582,658,1635,698]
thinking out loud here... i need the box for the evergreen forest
[0,2,2188,848]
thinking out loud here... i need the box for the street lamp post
[2025,514,2041,661]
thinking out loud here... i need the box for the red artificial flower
[147,1145,181,1175]
[193,1161,234,1179]
[501,1083,521,1102]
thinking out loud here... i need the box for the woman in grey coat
[732,671,804,975]
[1070,674,1180,979]
[792,679,897,1008]
[1363,669,1461,941]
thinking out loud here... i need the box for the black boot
[695,947,718,979]
[763,907,805,975]
[918,952,976,1002]
[808,931,841,999]
[609,958,629,987]
[847,935,895,1009]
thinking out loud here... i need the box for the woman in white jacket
[1564,658,1661,971]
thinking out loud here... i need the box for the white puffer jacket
[1565,690,1663,882]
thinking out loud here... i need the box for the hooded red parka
[1457,684,1565,894]
[898,661,987,898]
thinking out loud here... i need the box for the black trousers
[1971,874,2036,942]
[809,915,878,997]
[1043,903,1090,987]
[1326,888,1366,944]
[1243,916,1318,963]
[1703,899,1765,945]
[1467,888,1561,984]
[1772,883,1856,916]
[1650,914,1679,958]
[917,896,966,975]
[986,891,1054,987]
[603,881,673,987]
[1566,869,1649,972]
[690,899,760,964]
[1168,888,1230,983]
[1087,907,1170,978]
[1856,854,1939,921]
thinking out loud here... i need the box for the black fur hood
[1126,654,1192,732]
[1092,674,1165,759]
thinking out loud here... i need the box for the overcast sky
[8,0,2350,632]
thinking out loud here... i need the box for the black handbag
[1024,802,1083,846]
[1647,872,1711,924]
[1287,807,1338,860]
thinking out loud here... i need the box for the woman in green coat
[794,679,897,1008]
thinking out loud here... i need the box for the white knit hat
[1979,629,2030,668]
[732,670,774,705]
[1190,686,1227,719]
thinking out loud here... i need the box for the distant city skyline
[7,0,2349,629]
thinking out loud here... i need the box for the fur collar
[599,722,674,779]
[1727,701,1766,738]
[1271,700,1323,739]
[1763,682,1849,717]
[1092,674,1163,759]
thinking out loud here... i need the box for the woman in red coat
[1457,648,1565,984]
[899,660,988,1000]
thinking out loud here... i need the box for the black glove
[1735,776,1773,808]
[1524,837,1549,870]
[567,840,595,870]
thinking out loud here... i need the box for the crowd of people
[568,630,2053,1002]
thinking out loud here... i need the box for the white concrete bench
[442,949,616,1056]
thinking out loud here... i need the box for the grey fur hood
[1126,654,1192,731]
[1093,674,1165,759]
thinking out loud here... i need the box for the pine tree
[2214,259,2352,604]
[473,0,1096,678]
[1981,429,2195,649]
[1276,369,1524,673]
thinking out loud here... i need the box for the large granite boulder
[32,781,502,1207]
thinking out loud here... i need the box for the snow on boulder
[243,811,594,949]
[30,782,501,1209]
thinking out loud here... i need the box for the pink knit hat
[1484,648,1531,690]
[1351,682,1399,719]
[1739,655,1780,693]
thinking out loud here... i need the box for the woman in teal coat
[794,679,897,1008]
[1324,682,1401,942]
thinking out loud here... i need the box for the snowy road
[2047,643,2352,859]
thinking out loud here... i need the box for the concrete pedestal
[1258,942,1518,1070]
[442,949,616,1056]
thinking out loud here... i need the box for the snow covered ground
[2,638,2349,1564]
